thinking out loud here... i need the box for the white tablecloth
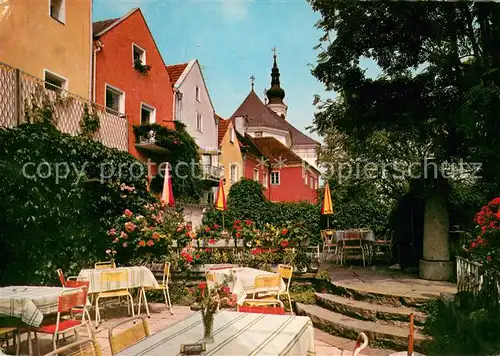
[78,266,158,294]
[335,230,375,241]
[0,286,80,327]
[115,311,316,355]
[208,267,286,305]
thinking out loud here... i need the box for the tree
[308,1,500,276]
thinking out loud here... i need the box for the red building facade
[92,8,174,161]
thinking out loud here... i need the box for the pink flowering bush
[108,200,184,264]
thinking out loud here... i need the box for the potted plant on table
[195,281,236,344]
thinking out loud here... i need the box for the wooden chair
[321,230,338,262]
[205,271,217,283]
[94,261,116,270]
[138,262,173,317]
[277,264,294,315]
[108,317,150,355]
[43,337,101,356]
[95,270,134,328]
[371,234,393,261]
[0,327,20,356]
[339,230,365,267]
[32,287,92,353]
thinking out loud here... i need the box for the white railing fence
[0,61,128,151]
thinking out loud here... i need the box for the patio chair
[43,337,102,356]
[320,230,338,262]
[237,299,284,314]
[95,270,134,329]
[277,264,294,315]
[243,274,282,309]
[108,316,150,355]
[32,286,92,354]
[56,269,84,288]
[371,234,393,261]
[94,261,116,269]
[0,327,20,356]
[137,262,173,317]
[339,230,365,267]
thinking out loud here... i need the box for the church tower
[266,49,288,119]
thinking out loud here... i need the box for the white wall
[176,61,218,151]
[292,146,318,169]
[246,127,290,147]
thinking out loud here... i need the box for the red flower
[213,224,220,229]
[471,242,477,249]
[124,222,136,232]
[487,255,493,261]
[236,232,241,238]
[198,282,207,290]
[281,228,288,236]
[205,248,211,253]
[280,240,289,247]
[122,242,128,248]
[120,231,128,239]
[251,248,262,255]
[146,240,154,247]
[152,232,160,240]
[209,238,216,245]
[222,286,231,294]
[245,220,253,226]
[496,211,500,219]
[107,229,116,236]
[235,220,241,224]
[138,240,146,247]
[491,197,500,205]
[205,227,211,232]
[124,209,133,217]
[236,226,242,231]
[195,254,200,259]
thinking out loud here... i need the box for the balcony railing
[202,164,223,181]
[0,61,128,151]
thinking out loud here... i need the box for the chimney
[234,116,246,136]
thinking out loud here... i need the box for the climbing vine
[134,121,203,202]
[80,104,100,138]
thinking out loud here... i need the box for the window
[50,0,65,23]
[230,164,238,183]
[105,84,125,114]
[253,169,259,181]
[44,70,67,93]
[132,44,146,65]
[304,172,308,185]
[271,171,280,185]
[309,176,313,189]
[196,113,202,132]
[263,172,268,188]
[141,103,156,124]
[229,127,234,143]
[195,86,200,102]
[255,131,263,137]
[207,190,214,205]
[314,180,318,190]
[175,95,182,121]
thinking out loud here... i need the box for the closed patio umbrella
[321,182,334,228]
[215,179,227,230]
[161,164,175,207]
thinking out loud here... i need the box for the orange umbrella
[161,164,175,207]
[321,182,334,215]
[215,179,227,211]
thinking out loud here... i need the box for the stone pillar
[420,174,453,281]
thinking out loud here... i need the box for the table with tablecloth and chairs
[0,285,92,355]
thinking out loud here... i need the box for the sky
[93,0,332,142]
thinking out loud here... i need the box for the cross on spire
[250,75,255,90]
[272,46,278,58]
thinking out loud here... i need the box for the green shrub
[0,123,156,284]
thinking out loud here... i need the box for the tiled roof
[92,18,120,36]
[217,115,231,145]
[251,137,303,166]
[166,63,189,86]
[236,132,264,161]
[229,90,319,146]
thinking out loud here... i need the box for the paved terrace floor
[5,303,399,356]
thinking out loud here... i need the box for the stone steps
[296,303,430,352]
[315,293,427,326]
[330,283,430,308]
